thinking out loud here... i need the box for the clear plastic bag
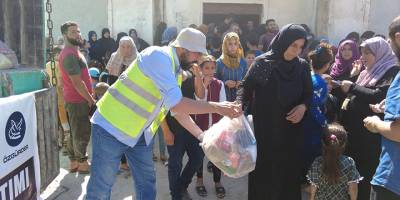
[201,115,257,178]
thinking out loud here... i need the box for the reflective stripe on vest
[97,47,181,138]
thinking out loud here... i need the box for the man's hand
[88,98,96,108]
[286,104,306,124]
[363,116,382,133]
[213,101,242,118]
[370,99,385,114]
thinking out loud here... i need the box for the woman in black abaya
[237,24,312,200]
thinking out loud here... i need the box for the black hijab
[259,24,310,109]
[266,23,308,61]
[263,24,309,80]
[88,31,97,45]
[88,31,98,59]
[116,32,128,44]
[101,28,111,39]
[95,28,117,62]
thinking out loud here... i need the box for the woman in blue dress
[216,32,247,102]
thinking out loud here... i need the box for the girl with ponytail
[307,123,363,200]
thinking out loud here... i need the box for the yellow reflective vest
[97,48,181,139]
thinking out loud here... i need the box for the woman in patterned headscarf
[106,36,138,85]
[339,37,400,200]
[330,39,361,81]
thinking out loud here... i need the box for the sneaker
[77,161,91,174]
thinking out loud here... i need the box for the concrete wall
[108,0,154,44]
[319,0,400,46]
[45,0,108,42]
[46,0,400,47]
[266,0,316,27]
[326,0,370,45]
[164,0,202,30]
[368,0,400,36]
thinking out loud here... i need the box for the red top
[59,47,92,103]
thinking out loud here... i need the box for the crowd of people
[44,15,400,200]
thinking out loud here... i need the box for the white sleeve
[194,88,208,101]
[219,82,227,102]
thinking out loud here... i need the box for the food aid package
[201,115,257,178]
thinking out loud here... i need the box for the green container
[0,67,44,97]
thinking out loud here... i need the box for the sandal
[215,186,226,199]
[195,185,208,197]
[160,155,167,162]
[152,153,158,161]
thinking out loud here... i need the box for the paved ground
[40,136,248,200]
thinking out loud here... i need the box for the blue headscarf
[161,27,178,45]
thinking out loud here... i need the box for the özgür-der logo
[5,111,26,147]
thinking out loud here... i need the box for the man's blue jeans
[167,129,204,200]
[86,124,156,200]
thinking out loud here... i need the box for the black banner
[0,157,37,200]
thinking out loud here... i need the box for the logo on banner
[5,111,26,147]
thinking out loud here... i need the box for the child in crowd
[89,82,109,117]
[194,55,227,199]
[245,50,256,68]
[94,82,109,100]
[322,74,340,123]
[99,71,109,83]
[302,44,334,180]
[209,36,222,59]
[307,123,362,200]
[89,67,100,91]
[245,33,264,57]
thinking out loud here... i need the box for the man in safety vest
[86,28,242,200]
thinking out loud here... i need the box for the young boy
[89,67,100,91]
[194,55,227,198]
[245,50,256,68]
[209,37,222,59]
[94,82,109,100]
[246,33,263,57]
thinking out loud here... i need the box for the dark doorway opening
[203,3,263,31]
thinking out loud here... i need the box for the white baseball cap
[171,28,208,55]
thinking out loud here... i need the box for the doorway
[203,3,263,29]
